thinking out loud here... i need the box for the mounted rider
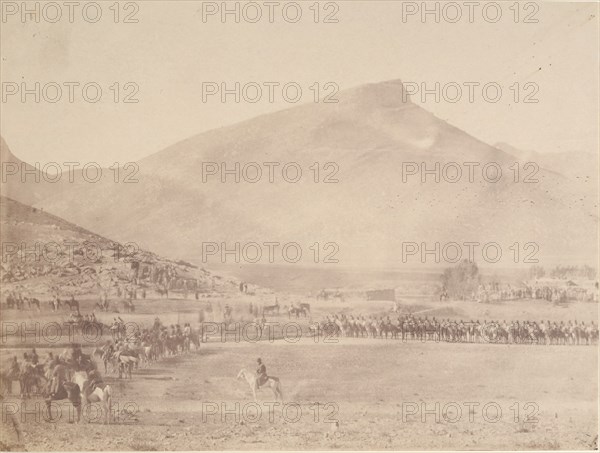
[256,358,268,389]
[48,358,69,397]
[30,348,39,365]
[8,356,20,381]
[84,369,104,396]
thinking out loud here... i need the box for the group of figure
[317,313,599,345]
[2,316,206,402]
[4,289,41,310]
[99,318,202,377]
[472,283,597,303]
[2,345,97,400]
[68,310,98,324]
[48,294,80,312]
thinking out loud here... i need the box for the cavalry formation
[97,318,201,377]
[315,313,599,345]
[1,316,204,425]
[1,312,294,426]
[1,345,113,423]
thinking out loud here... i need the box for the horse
[117,353,138,379]
[95,300,110,312]
[188,331,201,350]
[299,303,311,314]
[0,370,15,395]
[122,300,135,313]
[237,369,283,402]
[92,347,117,374]
[45,378,83,423]
[19,366,47,398]
[72,371,112,424]
[288,306,307,319]
[25,297,41,311]
[263,302,280,316]
[64,298,80,311]
[156,287,169,298]
[6,293,16,309]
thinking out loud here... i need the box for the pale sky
[1,1,598,166]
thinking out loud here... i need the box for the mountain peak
[339,79,412,109]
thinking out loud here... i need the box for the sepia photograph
[0,1,598,451]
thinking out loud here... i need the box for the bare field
[2,340,598,451]
[2,295,598,451]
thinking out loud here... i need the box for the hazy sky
[1,1,598,165]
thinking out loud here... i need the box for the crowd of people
[1,345,97,399]
[4,291,41,310]
[96,317,204,379]
[0,315,205,402]
[471,282,598,303]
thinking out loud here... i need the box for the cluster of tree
[528,265,546,279]
[441,260,481,300]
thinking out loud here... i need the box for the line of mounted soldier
[316,313,599,345]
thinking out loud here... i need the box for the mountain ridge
[1,79,596,267]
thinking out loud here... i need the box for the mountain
[7,79,597,268]
[0,137,48,205]
[495,142,598,183]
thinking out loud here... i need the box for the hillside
[0,196,235,297]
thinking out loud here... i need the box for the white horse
[237,369,283,402]
[72,371,112,424]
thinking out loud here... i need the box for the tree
[441,260,481,300]
[549,265,597,280]
[528,265,545,279]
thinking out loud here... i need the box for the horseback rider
[102,340,114,362]
[49,359,68,397]
[30,348,39,366]
[8,356,20,381]
[256,358,268,390]
[86,369,103,395]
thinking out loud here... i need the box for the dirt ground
[2,338,597,451]
[1,295,598,450]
